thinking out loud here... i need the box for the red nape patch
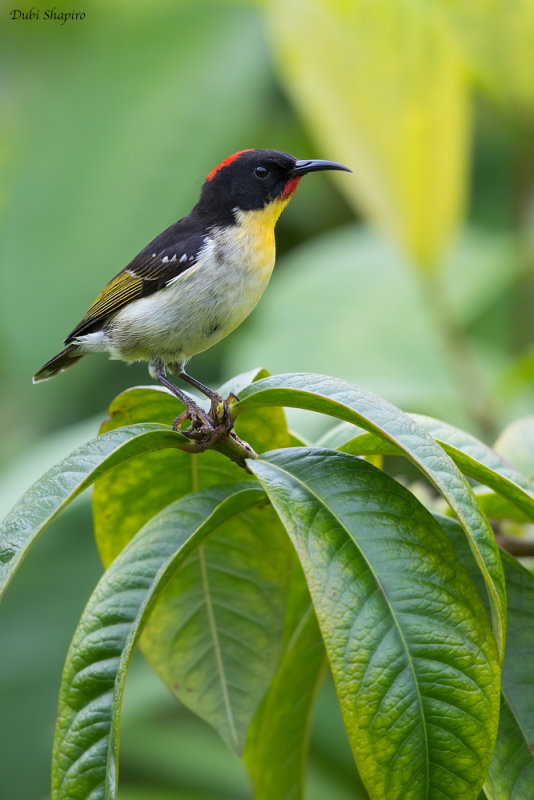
[206,149,253,181]
[281,176,301,200]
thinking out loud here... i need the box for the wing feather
[80,271,144,320]
[65,221,207,343]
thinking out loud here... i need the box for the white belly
[95,218,276,365]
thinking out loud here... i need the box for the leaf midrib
[257,456,430,798]
[189,449,240,750]
[197,544,239,751]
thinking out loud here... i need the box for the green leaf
[0,423,182,599]
[435,515,534,800]
[140,501,292,754]
[318,423,403,457]
[413,415,534,517]
[472,488,532,523]
[235,372,507,658]
[245,559,325,799]
[93,376,293,754]
[94,410,245,567]
[327,414,534,521]
[249,448,501,800]
[52,482,264,800]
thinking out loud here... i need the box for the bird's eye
[254,165,269,179]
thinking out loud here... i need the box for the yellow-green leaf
[266,0,470,267]
[440,0,534,110]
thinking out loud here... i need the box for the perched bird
[34,148,351,438]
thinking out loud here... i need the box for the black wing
[65,216,208,342]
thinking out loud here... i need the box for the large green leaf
[321,414,534,521]
[249,448,500,800]
[52,482,263,800]
[266,0,469,267]
[140,500,292,754]
[0,423,182,599]
[92,371,293,753]
[235,372,506,657]
[435,515,534,800]
[244,559,325,799]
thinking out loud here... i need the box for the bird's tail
[33,345,84,383]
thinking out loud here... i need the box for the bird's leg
[149,359,213,436]
[170,363,232,433]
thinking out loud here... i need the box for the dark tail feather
[33,345,84,383]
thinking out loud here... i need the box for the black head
[193,148,351,225]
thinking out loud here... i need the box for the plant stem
[173,428,257,472]
[420,270,498,440]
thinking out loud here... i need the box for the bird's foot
[171,393,255,470]
[172,403,213,438]
[209,392,239,434]
[172,392,242,449]
[173,402,232,449]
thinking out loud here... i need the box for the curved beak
[290,158,352,177]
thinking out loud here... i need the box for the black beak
[290,158,352,177]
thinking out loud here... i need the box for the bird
[34,148,351,441]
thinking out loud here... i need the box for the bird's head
[195,148,351,226]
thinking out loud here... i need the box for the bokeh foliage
[1,0,534,798]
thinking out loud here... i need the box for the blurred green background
[1,0,533,797]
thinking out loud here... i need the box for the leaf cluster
[1,369,534,800]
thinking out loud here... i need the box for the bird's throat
[233,195,291,267]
